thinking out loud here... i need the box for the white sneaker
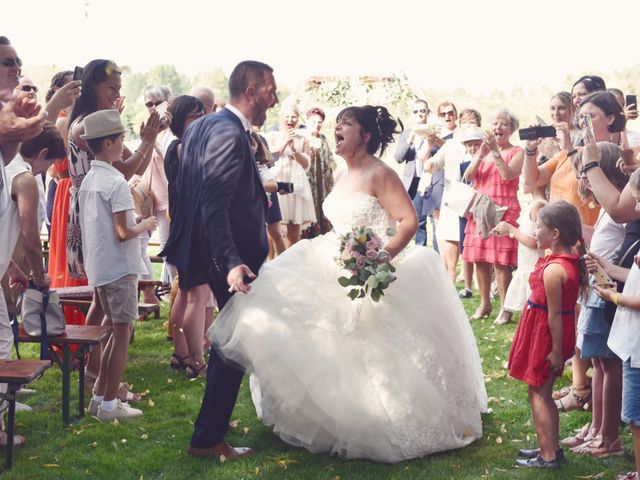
[97,400,143,421]
[87,398,100,416]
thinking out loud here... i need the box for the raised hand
[114,96,126,113]
[139,110,162,143]
[46,80,81,116]
[0,102,45,143]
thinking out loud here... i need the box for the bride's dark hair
[337,105,403,155]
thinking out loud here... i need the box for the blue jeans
[412,192,438,252]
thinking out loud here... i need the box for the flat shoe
[518,448,564,461]
[617,472,638,480]
[515,454,559,469]
[470,308,491,320]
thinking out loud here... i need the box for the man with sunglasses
[394,99,433,246]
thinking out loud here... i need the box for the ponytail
[575,238,590,300]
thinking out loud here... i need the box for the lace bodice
[323,189,396,239]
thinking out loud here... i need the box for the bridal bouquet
[336,226,397,302]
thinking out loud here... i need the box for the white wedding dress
[209,188,488,463]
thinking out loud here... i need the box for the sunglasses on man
[145,100,164,108]
[439,110,456,118]
[0,57,22,68]
[412,108,427,114]
[18,85,38,93]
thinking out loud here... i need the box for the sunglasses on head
[439,110,456,117]
[145,100,164,108]
[19,85,37,93]
[413,108,427,114]
[0,57,22,68]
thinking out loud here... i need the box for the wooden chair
[0,360,50,469]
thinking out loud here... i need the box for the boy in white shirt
[78,110,157,421]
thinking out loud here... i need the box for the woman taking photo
[462,109,524,320]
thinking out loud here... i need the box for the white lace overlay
[209,189,488,463]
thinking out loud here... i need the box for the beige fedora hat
[80,109,126,140]
[461,125,484,143]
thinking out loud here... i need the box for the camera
[72,66,84,81]
[277,182,294,194]
[518,126,556,141]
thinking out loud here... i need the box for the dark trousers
[189,279,243,448]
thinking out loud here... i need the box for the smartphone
[72,66,83,81]
[277,182,294,194]
[583,114,595,138]
[155,101,168,117]
[518,126,556,141]
[626,94,637,108]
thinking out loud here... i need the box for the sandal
[185,363,207,379]
[170,353,188,370]
[617,473,638,480]
[588,437,625,458]
[552,386,571,400]
[561,423,592,447]
[0,432,26,448]
[571,434,602,454]
[555,385,592,412]
[470,307,492,321]
[117,383,142,403]
[494,310,513,325]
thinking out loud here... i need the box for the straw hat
[80,109,125,140]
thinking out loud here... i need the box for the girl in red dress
[509,200,588,468]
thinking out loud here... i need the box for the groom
[162,60,278,460]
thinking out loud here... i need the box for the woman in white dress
[210,105,487,463]
[266,103,316,247]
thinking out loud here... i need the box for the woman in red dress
[462,109,524,320]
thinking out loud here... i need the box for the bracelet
[582,161,600,174]
[524,147,538,157]
[567,149,578,157]
[613,293,622,306]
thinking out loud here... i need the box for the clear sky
[6,0,640,93]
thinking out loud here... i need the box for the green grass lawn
[4,283,636,479]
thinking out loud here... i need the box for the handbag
[130,178,154,218]
[444,181,477,217]
[21,286,65,336]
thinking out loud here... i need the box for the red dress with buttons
[508,253,581,387]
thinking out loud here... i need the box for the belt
[57,171,70,179]
[527,300,574,316]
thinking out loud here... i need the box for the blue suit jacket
[162,108,269,284]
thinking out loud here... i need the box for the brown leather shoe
[187,441,255,460]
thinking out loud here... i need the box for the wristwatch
[582,161,600,174]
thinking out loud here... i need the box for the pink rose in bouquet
[335,226,397,302]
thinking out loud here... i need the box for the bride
[210,105,488,463]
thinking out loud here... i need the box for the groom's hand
[227,265,256,294]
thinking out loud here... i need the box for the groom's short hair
[228,60,273,100]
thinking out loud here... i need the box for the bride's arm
[374,166,418,259]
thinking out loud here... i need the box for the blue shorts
[622,359,640,426]
[577,289,615,359]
